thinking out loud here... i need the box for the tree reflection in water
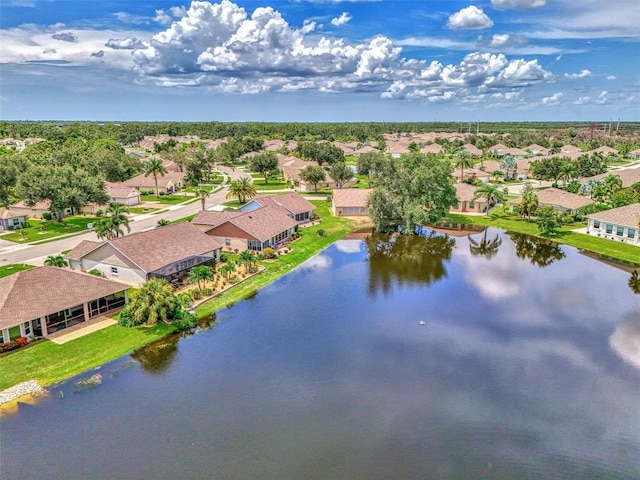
[629,271,640,295]
[509,232,566,268]
[131,334,180,375]
[365,229,456,296]
[468,230,502,259]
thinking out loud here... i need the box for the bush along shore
[0,203,360,401]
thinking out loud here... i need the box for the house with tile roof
[0,208,27,231]
[0,266,127,341]
[122,171,185,194]
[510,187,593,215]
[239,193,316,223]
[191,205,298,252]
[585,203,640,245]
[105,182,141,206]
[66,222,222,285]
[449,183,487,214]
[332,189,372,216]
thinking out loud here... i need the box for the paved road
[0,167,249,267]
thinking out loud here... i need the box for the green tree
[187,265,215,291]
[500,155,517,180]
[157,218,171,227]
[368,153,456,234]
[94,202,131,240]
[454,150,473,183]
[518,189,539,221]
[226,177,257,204]
[558,162,574,186]
[248,152,279,184]
[238,250,255,273]
[328,162,354,189]
[0,155,22,209]
[119,278,178,326]
[299,164,326,192]
[44,255,68,267]
[473,183,506,216]
[536,206,563,235]
[143,158,168,198]
[196,187,209,211]
[220,262,236,280]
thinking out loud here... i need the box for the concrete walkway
[48,316,117,345]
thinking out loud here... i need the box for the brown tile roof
[511,187,593,210]
[251,193,315,215]
[586,203,640,228]
[0,266,126,328]
[65,240,102,260]
[332,188,372,208]
[463,143,482,156]
[105,182,140,199]
[354,145,379,155]
[420,143,442,154]
[228,205,298,241]
[584,169,640,188]
[102,222,222,272]
[122,171,185,189]
[191,211,244,228]
[453,183,478,202]
[0,208,26,220]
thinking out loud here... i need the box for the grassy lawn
[128,206,159,214]
[2,217,93,243]
[0,323,175,390]
[0,263,35,279]
[354,175,370,188]
[252,179,290,190]
[445,208,640,266]
[196,202,356,317]
[140,194,194,205]
[183,185,214,193]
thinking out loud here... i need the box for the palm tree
[187,265,214,291]
[500,155,517,180]
[473,183,506,216]
[105,202,130,238]
[220,262,236,281]
[558,162,574,186]
[93,217,114,240]
[454,150,473,183]
[144,158,168,198]
[225,177,256,204]
[196,187,209,211]
[468,230,502,259]
[518,190,539,221]
[157,219,171,227]
[238,250,255,273]
[44,255,68,267]
[121,278,178,326]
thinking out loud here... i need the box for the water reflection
[131,335,180,375]
[468,230,502,259]
[610,313,640,370]
[509,232,566,267]
[365,230,455,295]
[629,271,640,294]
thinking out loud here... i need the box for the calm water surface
[1,228,639,480]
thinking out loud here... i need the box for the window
[616,226,624,236]
[606,224,613,234]
[469,201,475,209]
[593,220,600,229]
[628,228,636,239]
[111,266,118,276]
[225,238,231,247]
[23,322,31,336]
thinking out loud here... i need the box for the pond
[1,228,639,480]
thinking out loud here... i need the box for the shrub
[0,341,21,353]
[263,247,277,259]
[228,275,240,284]
[95,209,104,217]
[171,310,198,331]
[16,337,29,347]
[88,269,103,277]
[176,291,193,308]
[219,253,229,263]
[191,289,203,300]
[117,310,139,327]
[202,288,213,296]
[249,266,259,274]
[42,212,52,221]
[317,228,325,237]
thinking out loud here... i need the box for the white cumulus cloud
[564,69,592,80]
[542,92,563,106]
[491,0,546,10]
[331,12,352,26]
[447,6,494,31]
[105,36,145,50]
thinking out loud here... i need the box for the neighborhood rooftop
[586,203,640,228]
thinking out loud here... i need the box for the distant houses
[332,189,372,216]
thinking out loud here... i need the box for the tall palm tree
[473,183,506,216]
[225,177,256,204]
[122,278,178,326]
[500,155,517,180]
[44,255,68,267]
[197,187,209,211]
[468,230,502,259]
[94,216,114,240]
[558,162,574,186]
[144,158,168,198]
[454,150,473,183]
[105,202,130,238]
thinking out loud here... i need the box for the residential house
[239,193,316,223]
[488,143,509,156]
[627,148,640,160]
[353,145,379,156]
[122,171,185,194]
[462,143,482,158]
[501,147,529,159]
[9,200,72,219]
[0,208,27,231]
[420,143,443,155]
[0,266,128,341]
[105,182,141,206]
[510,187,593,215]
[278,154,308,184]
[452,167,490,184]
[332,189,372,216]
[560,144,582,155]
[525,144,550,156]
[192,205,298,252]
[590,146,619,156]
[586,203,640,245]
[450,183,487,214]
[582,169,640,189]
[66,222,222,286]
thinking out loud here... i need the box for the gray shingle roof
[586,203,640,228]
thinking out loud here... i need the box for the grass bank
[2,216,93,243]
[445,208,640,266]
[0,263,35,279]
[0,324,175,391]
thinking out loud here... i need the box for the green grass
[128,206,159,214]
[183,185,213,193]
[252,179,290,190]
[2,217,94,243]
[353,175,370,189]
[0,323,175,390]
[195,202,355,317]
[445,208,640,266]
[0,263,35,279]
[140,194,193,205]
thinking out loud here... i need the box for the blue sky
[1,0,638,122]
